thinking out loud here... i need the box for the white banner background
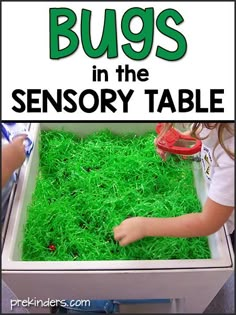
[2,1,235,121]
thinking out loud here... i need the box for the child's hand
[4,135,27,171]
[114,217,147,246]
[154,129,193,160]
[2,135,27,187]
[154,138,168,160]
[10,135,27,169]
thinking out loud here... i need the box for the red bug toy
[48,244,56,251]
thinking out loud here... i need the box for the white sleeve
[208,162,235,207]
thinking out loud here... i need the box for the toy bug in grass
[48,244,56,251]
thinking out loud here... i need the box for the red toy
[48,244,56,251]
[155,123,202,156]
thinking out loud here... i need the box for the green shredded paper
[22,129,210,261]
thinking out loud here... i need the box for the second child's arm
[114,198,233,246]
[1,136,26,187]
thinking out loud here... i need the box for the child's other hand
[114,217,147,246]
[9,135,27,169]
[154,138,168,161]
[2,135,27,187]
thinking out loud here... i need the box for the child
[1,135,27,223]
[114,123,235,248]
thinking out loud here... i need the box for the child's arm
[113,198,233,246]
[1,136,27,187]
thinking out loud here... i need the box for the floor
[204,273,234,313]
[1,273,234,313]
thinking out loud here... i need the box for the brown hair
[191,123,234,160]
[158,123,234,160]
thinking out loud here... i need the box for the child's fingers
[113,226,126,241]
[114,233,128,246]
[154,138,168,160]
[12,134,27,144]
[113,226,133,246]
[156,148,167,161]
[11,135,28,161]
[119,237,129,247]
